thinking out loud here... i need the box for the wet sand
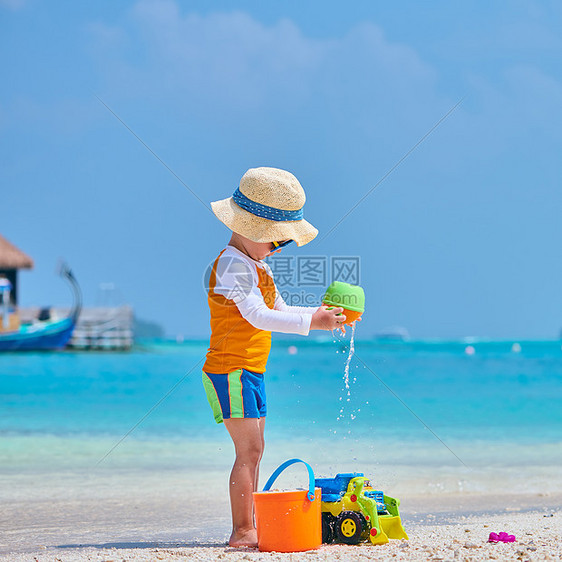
[2,434,562,561]
[2,493,560,561]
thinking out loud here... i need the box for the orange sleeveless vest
[203,249,276,374]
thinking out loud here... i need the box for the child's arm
[236,283,316,335]
[268,266,345,331]
[273,290,319,315]
[236,288,344,334]
[214,257,343,334]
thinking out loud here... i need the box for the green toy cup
[322,281,365,325]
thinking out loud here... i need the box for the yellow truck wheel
[335,511,367,545]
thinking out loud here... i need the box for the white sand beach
[2,483,560,561]
[2,434,562,561]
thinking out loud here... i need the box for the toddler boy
[202,167,344,547]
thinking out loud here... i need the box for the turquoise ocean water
[2,337,562,495]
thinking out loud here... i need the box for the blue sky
[2,0,561,339]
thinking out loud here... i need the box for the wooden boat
[0,264,82,351]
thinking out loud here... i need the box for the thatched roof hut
[0,234,34,304]
[0,235,34,269]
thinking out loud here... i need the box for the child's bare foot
[228,527,258,548]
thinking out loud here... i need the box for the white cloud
[82,1,562,179]
[128,2,325,106]
[90,0,437,121]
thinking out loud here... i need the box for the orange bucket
[253,459,321,552]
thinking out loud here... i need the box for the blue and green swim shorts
[202,369,267,424]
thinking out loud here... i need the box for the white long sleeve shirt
[212,245,319,336]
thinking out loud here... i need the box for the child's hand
[310,305,346,331]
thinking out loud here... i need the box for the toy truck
[314,473,409,545]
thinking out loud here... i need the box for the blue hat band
[232,187,304,222]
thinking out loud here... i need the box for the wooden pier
[20,306,134,350]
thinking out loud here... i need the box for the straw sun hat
[211,167,318,246]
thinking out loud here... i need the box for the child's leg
[255,417,265,494]
[223,417,266,547]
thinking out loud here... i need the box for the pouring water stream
[336,322,356,422]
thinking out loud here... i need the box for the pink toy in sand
[488,532,516,543]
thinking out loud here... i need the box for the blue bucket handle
[263,458,316,502]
